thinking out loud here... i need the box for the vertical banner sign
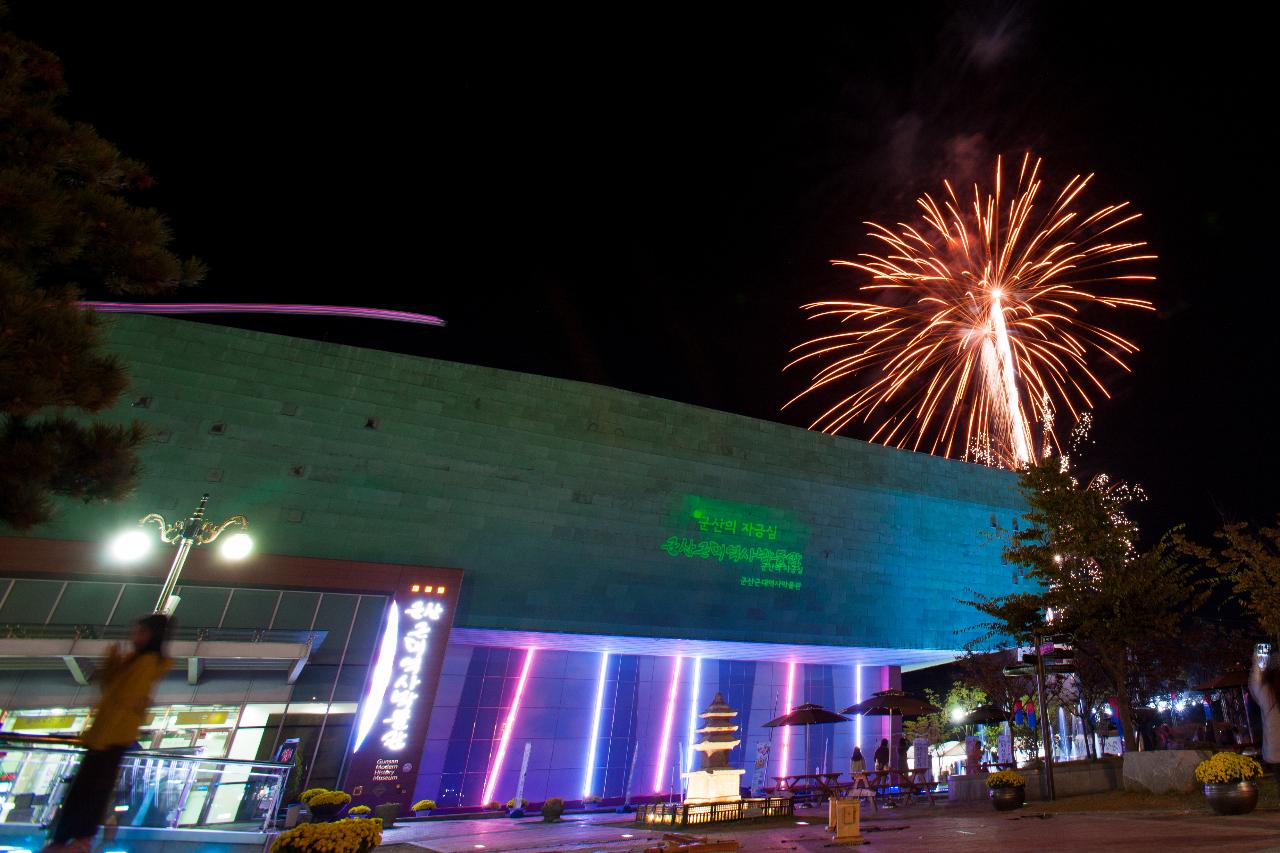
[513,742,532,812]
[345,571,462,808]
[623,744,640,808]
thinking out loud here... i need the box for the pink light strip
[78,301,446,327]
[779,661,796,777]
[653,656,684,793]
[482,648,536,805]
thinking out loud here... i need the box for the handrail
[1,734,292,832]
[0,732,291,768]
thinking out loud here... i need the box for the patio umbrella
[961,704,1008,726]
[762,703,850,775]
[1193,670,1247,691]
[841,689,940,718]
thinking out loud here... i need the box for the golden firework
[786,153,1154,468]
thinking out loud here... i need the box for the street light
[110,494,251,615]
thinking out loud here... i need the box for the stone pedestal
[1122,750,1212,794]
[685,767,746,804]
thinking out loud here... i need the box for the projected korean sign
[658,495,808,592]
[345,573,461,808]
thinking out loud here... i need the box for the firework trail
[79,302,445,326]
[786,153,1154,468]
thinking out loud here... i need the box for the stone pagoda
[683,692,745,804]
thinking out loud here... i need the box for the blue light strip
[582,651,610,799]
[684,657,703,787]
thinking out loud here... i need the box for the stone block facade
[17,315,1025,652]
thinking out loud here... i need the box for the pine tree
[1,16,204,528]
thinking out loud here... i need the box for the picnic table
[859,768,935,805]
[770,772,843,800]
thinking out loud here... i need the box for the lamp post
[109,493,251,615]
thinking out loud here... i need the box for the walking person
[41,615,172,853]
[1249,642,1280,792]
[873,738,890,771]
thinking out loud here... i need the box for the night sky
[8,3,1277,540]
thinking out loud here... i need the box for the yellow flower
[986,770,1027,789]
[1195,752,1262,785]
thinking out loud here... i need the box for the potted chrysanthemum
[986,770,1026,811]
[301,789,351,821]
[411,799,436,817]
[506,797,527,818]
[1196,752,1263,815]
[270,816,382,853]
[347,805,372,819]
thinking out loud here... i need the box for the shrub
[1195,753,1263,785]
[299,789,329,805]
[986,770,1027,789]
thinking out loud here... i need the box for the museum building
[0,315,1023,812]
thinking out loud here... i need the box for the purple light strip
[79,301,446,327]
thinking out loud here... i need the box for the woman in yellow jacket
[42,615,172,853]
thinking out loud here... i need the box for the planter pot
[540,804,564,822]
[373,802,401,827]
[1204,782,1259,816]
[990,785,1025,812]
[414,810,432,818]
[308,803,343,821]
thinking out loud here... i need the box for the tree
[903,682,987,772]
[1180,519,1280,642]
[1,16,204,528]
[966,456,1208,752]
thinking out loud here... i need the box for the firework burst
[785,153,1154,468]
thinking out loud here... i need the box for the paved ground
[380,802,1280,852]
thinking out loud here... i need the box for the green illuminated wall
[14,316,1025,652]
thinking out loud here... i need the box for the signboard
[12,714,76,731]
[174,711,230,726]
[274,737,301,766]
[344,572,461,808]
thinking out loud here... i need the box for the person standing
[897,735,910,770]
[42,615,171,853]
[850,746,866,775]
[873,738,890,771]
[1249,643,1280,790]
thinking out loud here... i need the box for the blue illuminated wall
[19,316,1026,655]
[416,643,898,807]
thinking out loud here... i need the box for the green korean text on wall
[659,495,808,592]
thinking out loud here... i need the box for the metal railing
[0,734,290,833]
[638,796,794,826]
